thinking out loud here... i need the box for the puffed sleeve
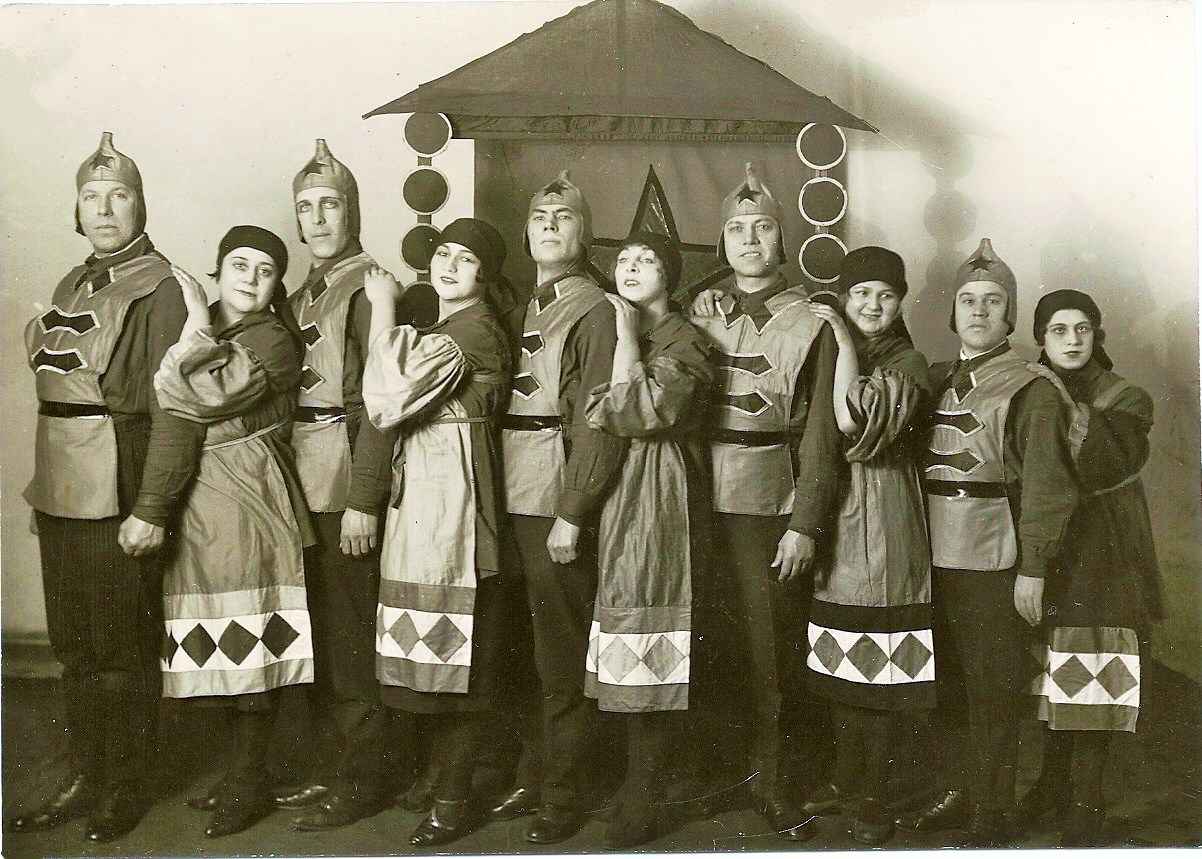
[362,325,466,431]
[585,356,706,437]
[843,367,927,462]
[1076,382,1153,490]
[153,328,271,424]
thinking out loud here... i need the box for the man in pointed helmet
[9,132,191,843]
[690,162,842,841]
[282,138,397,830]
[896,238,1078,846]
[490,170,626,844]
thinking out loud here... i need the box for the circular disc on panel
[799,232,847,284]
[796,123,847,171]
[400,223,441,272]
[403,166,450,215]
[404,112,453,156]
[799,177,847,227]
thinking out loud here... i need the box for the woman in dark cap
[154,226,316,837]
[358,218,519,847]
[801,247,934,846]
[1020,289,1163,847]
[581,231,712,850]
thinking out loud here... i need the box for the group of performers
[9,132,1163,851]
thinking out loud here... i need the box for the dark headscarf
[617,230,683,292]
[1033,288,1112,370]
[829,245,915,372]
[214,225,304,358]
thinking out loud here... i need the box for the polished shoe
[399,764,442,813]
[850,798,895,847]
[895,788,970,833]
[525,805,584,844]
[186,781,223,812]
[84,791,150,843]
[410,799,476,847]
[488,786,541,822]
[7,772,101,833]
[759,797,817,842]
[205,787,272,838]
[1060,802,1104,848]
[801,782,859,817]
[272,782,329,811]
[959,807,1019,848]
[293,793,385,831]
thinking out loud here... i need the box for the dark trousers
[305,511,389,801]
[714,514,815,799]
[511,514,601,811]
[38,512,162,795]
[931,567,1029,813]
[832,702,892,800]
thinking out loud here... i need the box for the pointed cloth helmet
[716,162,785,265]
[950,238,1018,333]
[74,132,146,237]
[523,169,593,257]
[292,138,361,241]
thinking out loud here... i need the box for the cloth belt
[1087,472,1141,497]
[501,414,562,431]
[709,428,795,447]
[924,479,1014,499]
[204,418,289,452]
[295,405,359,424]
[430,416,494,425]
[38,401,110,419]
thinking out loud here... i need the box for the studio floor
[3,660,1200,857]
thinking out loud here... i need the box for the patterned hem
[162,658,313,698]
[1029,626,1140,732]
[585,619,690,707]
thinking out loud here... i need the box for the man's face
[954,280,1011,353]
[526,204,584,268]
[295,186,349,261]
[723,215,780,278]
[77,180,138,254]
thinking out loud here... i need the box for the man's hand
[1014,574,1044,627]
[546,517,581,565]
[340,509,379,558]
[690,288,724,317]
[118,515,165,558]
[771,529,815,583]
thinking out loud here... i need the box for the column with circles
[399,112,453,282]
[796,123,849,287]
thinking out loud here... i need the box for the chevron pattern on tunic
[807,624,935,685]
[32,347,88,375]
[39,307,99,336]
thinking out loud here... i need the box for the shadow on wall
[1039,212,1202,673]
[681,0,983,358]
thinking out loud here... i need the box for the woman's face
[1043,308,1095,371]
[841,280,901,338]
[430,242,484,301]
[614,244,668,305]
[218,247,279,321]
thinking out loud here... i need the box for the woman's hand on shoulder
[364,265,401,306]
[690,288,724,317]
[170,264,210,329]
[807,300,853,348]
[605,293,639,343]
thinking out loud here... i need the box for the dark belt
[924,479,1013,499]
[38,401,110,418]
[295,406,357,424]
[709,428,794,447]
[501,414,561,431]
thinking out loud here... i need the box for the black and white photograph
[1,0,1199,854]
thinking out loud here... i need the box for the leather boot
[400,761,442,812]
[85,788,150,843]
[205,780,272,838]
[7,772,102,833]
[895,788,970,832]
[410,799,475,847]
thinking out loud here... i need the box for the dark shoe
[895,788,970,832]
[1013,775,1071,829]
[525,805,584,844]
[7,772,102,833]
[801,782,859,817]
[399,764,442,813]
[850,798,895,846]
[84,791,150,844]
[1060,802,1104,848]
[759,797,817,842]
[205,785,272,838]
[272,782,329,810]
[293,793,384,831]
[410,799,476,847]
[603,810,660,851]
[186,780,224,812]
[489,786,540,822]
[960,807,1018,848]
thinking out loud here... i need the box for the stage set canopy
[366,0,877,299]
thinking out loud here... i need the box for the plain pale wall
[2,0,1198,677]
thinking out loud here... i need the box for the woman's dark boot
[410,799,475,847]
